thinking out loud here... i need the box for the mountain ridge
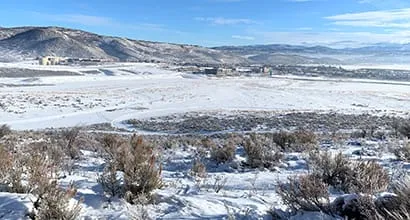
[2,26,410,65]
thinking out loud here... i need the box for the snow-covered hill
[0,26,247,64]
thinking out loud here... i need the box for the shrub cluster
[271,130,317,152]
[243,133,283,169]
[99,135,163,204]
[307,151,389,194]
[210,139,236,164]
[0,144,82,219]
[276,151,396,219]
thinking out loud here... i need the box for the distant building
[39,56,64,65]
[217,68,234,75]
[204,67,218,75]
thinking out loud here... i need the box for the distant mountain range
[2,26,410,65]
[0,26,246,64]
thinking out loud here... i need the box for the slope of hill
[0,26,247,64]
[4,26,410,65]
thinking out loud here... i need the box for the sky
[2,0,410,47]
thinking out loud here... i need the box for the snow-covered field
[0,62,410,219]
[0,63,409,130]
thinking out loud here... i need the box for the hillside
[4,26,410,65]
[0,26,247,64]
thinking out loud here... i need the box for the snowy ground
[0,63,409,130]
[0,62,409,219]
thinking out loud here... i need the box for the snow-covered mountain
[0,26,247,64]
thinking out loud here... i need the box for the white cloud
[30,12,175,33]
[195,17,257,25]
[232,35,255,40]
[326,8,410,28]
[250,30,410,47]
[31,12,114,26]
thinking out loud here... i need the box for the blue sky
[2,0,410,47]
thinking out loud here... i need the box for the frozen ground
[0,62,409,219]
[0,62,409,130]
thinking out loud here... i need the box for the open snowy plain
[0,62,410,219]
[0,62,409,130]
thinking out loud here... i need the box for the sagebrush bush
[190,160,207,179]
[0,145,11,190]
[1,150,26,193]
[99,134,163,203]
[0,124,11,139]
[277,174,330,213]
[98,162,122,198]
[113,135,163,204]
[308,151,389,194]
[60,127,81,160]
[244,133,282,169]
[399,121,410,138]
[210,140,236,164]
[379,179,410,220]
[29,181,82,220]
[271,130,317,152]
[393,142,410,162]
[308,151,352,192]
[352,160,389,194]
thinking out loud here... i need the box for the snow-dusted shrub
[98,135,162,204]
[0,145,11,189]
[126,202,152,220]
[399,121,410,138]
[59,127,81,160]
[201,137,217,149]
[243,133,283,169]
[332,195,384,220]
[123,135,163,204]
[98,162,122,198]
[2,150,26,193]
[352,160,389,194]
[28,181,82,220]
[332,190,410,220]
[190,160,207,178]
[308,151,353,192]
[210,140,236,164]
[0,124,11,139]
[276,174,330,213]
[308,151,389,194]
[100,134,127,169]
[394,143,410,162]
[271,130,317,152]
[292,130,318,152]
[377,179,410,219]
[271,131,296,151]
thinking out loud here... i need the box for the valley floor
[0,63,409,130]
[0,62,409,219]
